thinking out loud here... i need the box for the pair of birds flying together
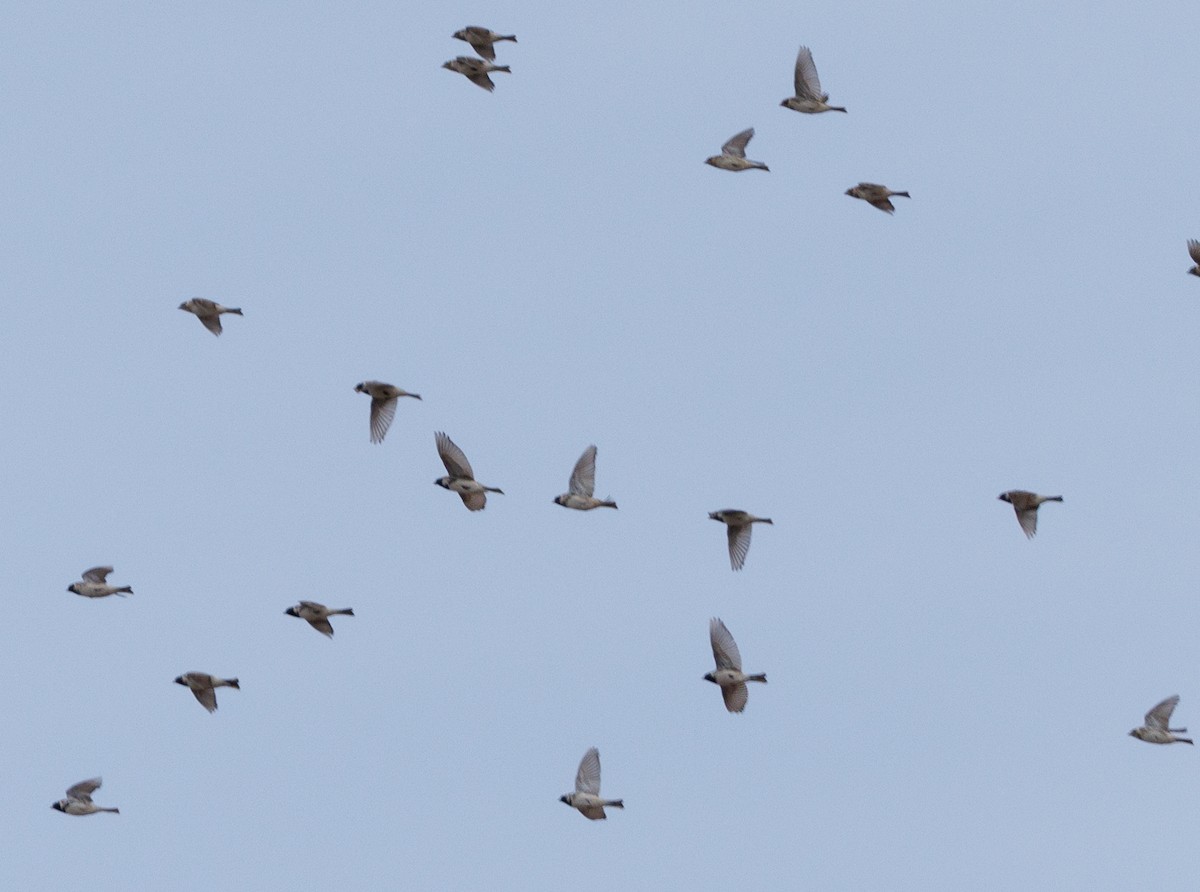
[443,26,516,92]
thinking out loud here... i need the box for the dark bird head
[708,511,722,522]
[66,584,78,594]
[285,607,299,618]
[1190,269,1200,278]
[435,477,452,490]
[779,99,789,108]
[553,495,567,507]
[997,493,1012,504]
[844,188,856,197]
[559,795,571,806]
[173,676,187,686]
[441,60,455,71]
[354,382,367,393]
[51,801,66,812]
[703,672,718,685]
[452,29,467,40]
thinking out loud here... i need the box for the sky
[4,1,1200,889]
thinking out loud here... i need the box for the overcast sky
[5,1,1200,889]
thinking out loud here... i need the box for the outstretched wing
[435,431,475,479]
[66,778,102,801]
[575,747,602,795]
[568,445,597,497]
[81,567,112,583]
[369,396,398,444]
[727,524,753,570]
[721,128,754,159]
[793,46,823,100]
[709,617,743,671]
[1146,695,1181,730]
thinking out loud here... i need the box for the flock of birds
[46,26,1200,824]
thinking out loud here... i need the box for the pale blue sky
[4,2,1200,889]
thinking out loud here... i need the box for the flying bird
[67,566,133,598]
[704,128,769,172]
[178,298,243,336]
[559,747,624,820]
[704,618,767,713]
[51,778,119,816]
[845,183,910,214]
[780,45,846,114]
[354,381,421,444]
[1129,695,1193,745]
[434,432,504,511]
[452,26,517,62]
[997,490,1062,539]
[442,56,511,92]
[285,601,354,638]
[708,510,773,571]
[1187,240,1200,277]
[554,445,617,510]
[174,672,240,713]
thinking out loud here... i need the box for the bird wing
[721,128,754,159]
[1146,695,1180,730]
[575,747,602,795]
[192,685,219,713]
[727,524,753,570]
[721,682,749,713]
[468,37,496,61]
[199,314,224,336]
[579,804,607,820]
[460,490,487,511]
[466,71,496,91]
[1189,240,1200,264]
[81,566,112,583]
[709,618,743,671]
[1015,507,1038,538]
[307,617,335,637]
[297,600,325,612]
[369,396,398,444]
[66,778,102,801]
[793,46,823,100]
[568,445,597,497]
[435,432,475,478]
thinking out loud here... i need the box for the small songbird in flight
[559,747,624,820]
[1186,239,1200,277]
[705,128,769,172]
[780,46,846,114]
[704,618,767,713]
[174,672,240,713]
[353,381,421,444]
[708,510,773,571]
[442,56,511,92]
[285,601,354,638]
[435,431,504,511]
[52,778,119,816]
[1129,695,1193,745]
[178,298,243,336]
[554,445,617,510]
[845,183,910,214]
[67,566,133,598]
[997,490,1062,539]
[452,27,517,62]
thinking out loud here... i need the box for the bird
[554,445,617,510]
[442,57,510,92]
[285,601,354,638]
[1187,240,1200,277]
[51,778,119,816]
[174,672,240,713]
[452,26,517,62]
[704,618,767,713]
[434,431,504,511]
[845,183,910,214]
[67,566,133,598]
[997,490,1062,539]
[704,128,769,172]
[1129,695,1193,745]
[353,381,421,444]
[559,747,623,820]
[708,510,773,571]
[178,298,243,336]
[780,45,846,114]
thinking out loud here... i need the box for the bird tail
[748,673,767,683]
[605,800,624,809]
[228,308,244,315]
[332,608,355,617]
[486,487,505,494]
[1179,737,1195,745]
[894,192,911,199]
[1046,495,1064,502]
[499,35,517,43]
[1170,726,1188,733]
[831,105,848,113]
[758,518,774,525]
[117,586,134,596]
[754,163,770,172]
[102,807,120,814]
[494,65,511,73]
[225,678,241,689]
[600,500,618,509]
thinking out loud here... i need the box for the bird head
[559,795,572,806]
[435,477,452,490]
[66,584,78,594]
[51,801,66,812]
[997,493,1012,504]
[354,382,367,393]
[708,512,722,522]
[173,676,187,686]
[452,29,467,40]
[703,672,718,685]
[285,607,299,618]
[553,495,567,506]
